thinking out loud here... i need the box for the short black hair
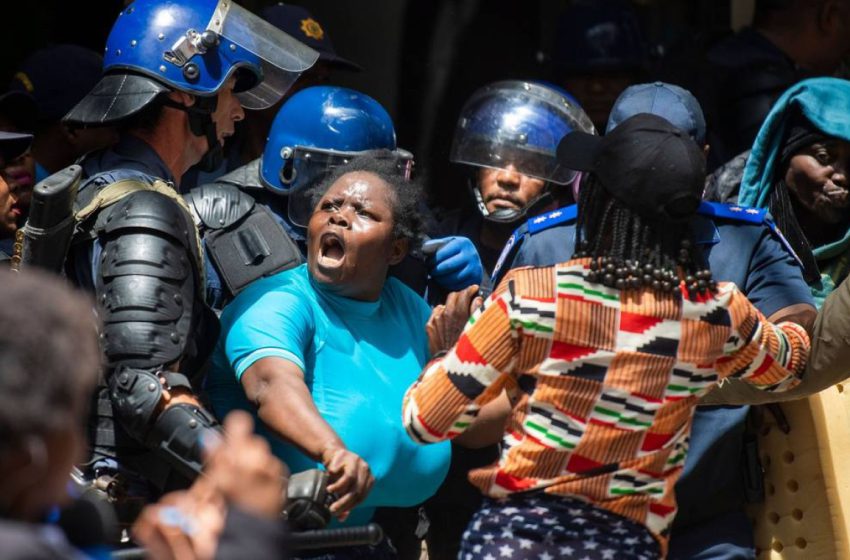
[306,153,425,242]
[0,270,100,447]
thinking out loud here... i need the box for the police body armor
[186,159,303,311]
[58,170,221,499]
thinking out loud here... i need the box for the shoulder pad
[186,182,256,230]
[526,205,578,234]
[215,159,265,191]
[696,201,766,224]
[101,190,194,246]
[763,216,805,270]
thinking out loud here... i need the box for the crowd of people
[4,0,850,559]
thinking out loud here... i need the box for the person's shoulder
[491,205,577,283]
[697,200,767,225]
[221,265,312,328]
[231,264,309,306]
[525,205,578,234]
[700,202,804,268]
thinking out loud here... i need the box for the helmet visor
[222,2,319,109]
[286,146,414,227]
[450,81,596,185]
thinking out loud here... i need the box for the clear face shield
[450,81,597,186]
[219,2,319,109]
[284,147,415,228]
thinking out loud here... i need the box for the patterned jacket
[403,258,809,555]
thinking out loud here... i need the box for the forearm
[701,303,816,405]
[718,288,810,392]
[405,289,517,443]
[244,358,344,462]
[452,391,512,448]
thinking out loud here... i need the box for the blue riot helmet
[64,0,318,170]
[259,85,413,227]
[450,80,596,224]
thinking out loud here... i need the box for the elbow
[402,398,446,445]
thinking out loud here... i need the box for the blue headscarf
[739,77,850,304]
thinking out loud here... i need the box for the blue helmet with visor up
[64,0,318,126]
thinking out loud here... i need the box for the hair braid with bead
[573,176,716,296]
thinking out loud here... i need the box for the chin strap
[469,176,557,227]
[160,96,223,173]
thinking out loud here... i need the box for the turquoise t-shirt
[206,264,451,524]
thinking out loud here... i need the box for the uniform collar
[91,134,175,185]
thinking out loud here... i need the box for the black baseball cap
[557,113,706,222]
[261,4,363,72]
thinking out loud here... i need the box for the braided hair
[767,180,820,282]
[573,175,716,297]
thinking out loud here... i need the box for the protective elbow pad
[148,403,220,480]
[108,367,164,439]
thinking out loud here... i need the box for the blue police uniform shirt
[206,264,452,525]
[491,202,813,555]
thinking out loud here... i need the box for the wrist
[318,439,346,465]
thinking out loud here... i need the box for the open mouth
[319,232,345,265]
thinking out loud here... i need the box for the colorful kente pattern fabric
[403,259,809,556]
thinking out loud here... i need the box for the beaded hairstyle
[573,175,716,297]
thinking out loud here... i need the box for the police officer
[417,81,594,560]
[186,85,484,313]
[490,81,817,559]
[437,80,596,276]
[59,0,318,519]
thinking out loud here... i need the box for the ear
[388,237,409,266]
[167,90,196,108]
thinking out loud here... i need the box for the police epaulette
[696,200,766,224]
[490,205,578,285]
[527,204,578,234]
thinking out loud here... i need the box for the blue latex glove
[422,236,483,291]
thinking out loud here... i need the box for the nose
[232,100,245,123]
[496,164,521,188]
[328,209,350,228]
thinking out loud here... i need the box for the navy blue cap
[606,82,707,146]
[9,44,104,123]
[0,131,32,162]
[261,4,363,72]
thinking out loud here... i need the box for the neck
[129,113,202,188]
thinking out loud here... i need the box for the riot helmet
[64,0,318,171]
[259,85,413,227]
[450,80,595,224]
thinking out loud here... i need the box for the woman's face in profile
[785,139,850,225]
[307,171,407,301]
